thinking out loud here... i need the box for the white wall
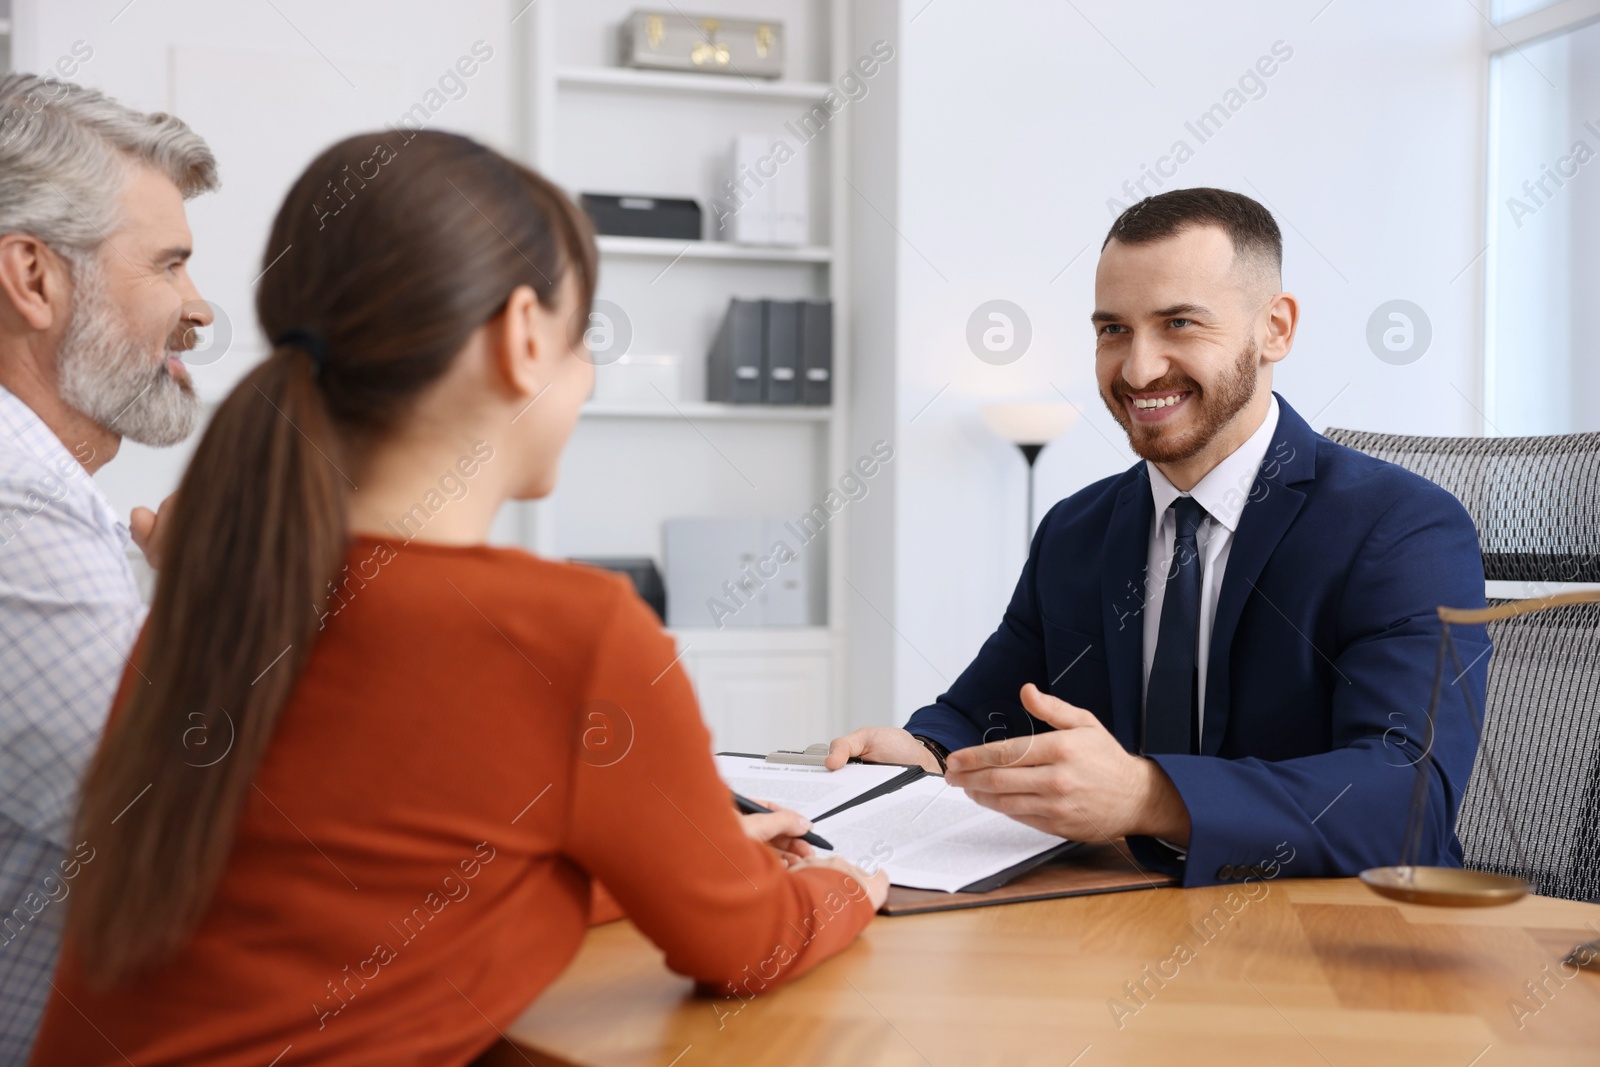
[848,0,1490,727]
[14,0,521,520]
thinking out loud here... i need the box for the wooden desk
[501,879,1600,1066]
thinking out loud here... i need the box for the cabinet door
[683,653,831,754]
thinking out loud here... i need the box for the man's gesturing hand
[130,492,177,570]
[943,684,1190,844]
[824,726,942,774]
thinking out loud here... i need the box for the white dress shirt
[0,384,145,1062]
[1140,396,1280,738]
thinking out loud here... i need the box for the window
[1484,6,1600,433]
[1494,0,1562,20]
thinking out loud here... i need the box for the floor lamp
[980,403,1078,549]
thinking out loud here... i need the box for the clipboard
[881,840,1177,915]
[719,752,929,823]
[957,840,1083,893]
[723,755,1088,895]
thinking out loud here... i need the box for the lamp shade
[980,402,1079,446]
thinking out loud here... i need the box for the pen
[731,792,834,851]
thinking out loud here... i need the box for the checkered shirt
[0,384,144,1063]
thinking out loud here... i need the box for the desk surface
[503,878,1600,1067]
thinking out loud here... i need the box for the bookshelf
[516,0,852,750]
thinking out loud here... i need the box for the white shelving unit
[517,0,852,752]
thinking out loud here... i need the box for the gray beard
[57,258,199,448]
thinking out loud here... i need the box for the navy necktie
[1145,496,1207,755]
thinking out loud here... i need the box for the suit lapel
[1201,394,1318,755]
[1100,470,1153,751]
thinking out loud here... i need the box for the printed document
[814,776,1070,892]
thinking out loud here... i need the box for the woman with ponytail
[29,131,885,1066]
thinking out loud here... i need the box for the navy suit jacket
[905,395,1491,887]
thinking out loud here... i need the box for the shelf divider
[582,402,831,423]
[557,65,833,103]
[596,234,831,264]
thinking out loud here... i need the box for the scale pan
[1360,866,1532,907]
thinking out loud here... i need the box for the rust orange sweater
[30,536,872,1066]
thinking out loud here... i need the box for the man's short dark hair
[1102,188,1282,281]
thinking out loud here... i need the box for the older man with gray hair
[0,73,217,1058]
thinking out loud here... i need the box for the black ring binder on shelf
[708,298,833,406]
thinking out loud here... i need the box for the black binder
[707,298,763,404]
[798,300,833,406]
[763,300,800,405]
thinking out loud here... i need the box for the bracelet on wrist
[910,734,950,774]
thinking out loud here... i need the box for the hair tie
[273,329,329,375]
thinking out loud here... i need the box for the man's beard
[1102,340,1260,465]
[58,258,199,448]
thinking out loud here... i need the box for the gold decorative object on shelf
[621,10,786,80]
[1361,589,1600,908]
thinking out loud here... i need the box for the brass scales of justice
[1357,589,1600,970]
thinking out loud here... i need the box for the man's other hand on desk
[944,684,1193,846]
[823,726,944,774]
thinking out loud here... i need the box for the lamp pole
[980,402,1077,557]
[1018,442,1044,550]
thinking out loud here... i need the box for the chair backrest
[1325,427,1600,902]
[1322,428,1600,583]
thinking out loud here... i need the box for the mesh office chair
[1324,427,1600,902]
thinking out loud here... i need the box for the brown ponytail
[67,130,595,985]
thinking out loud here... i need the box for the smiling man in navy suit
[827,187,1490,886]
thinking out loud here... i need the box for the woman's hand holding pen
[738,799,817,865]
[739,799,891,911]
